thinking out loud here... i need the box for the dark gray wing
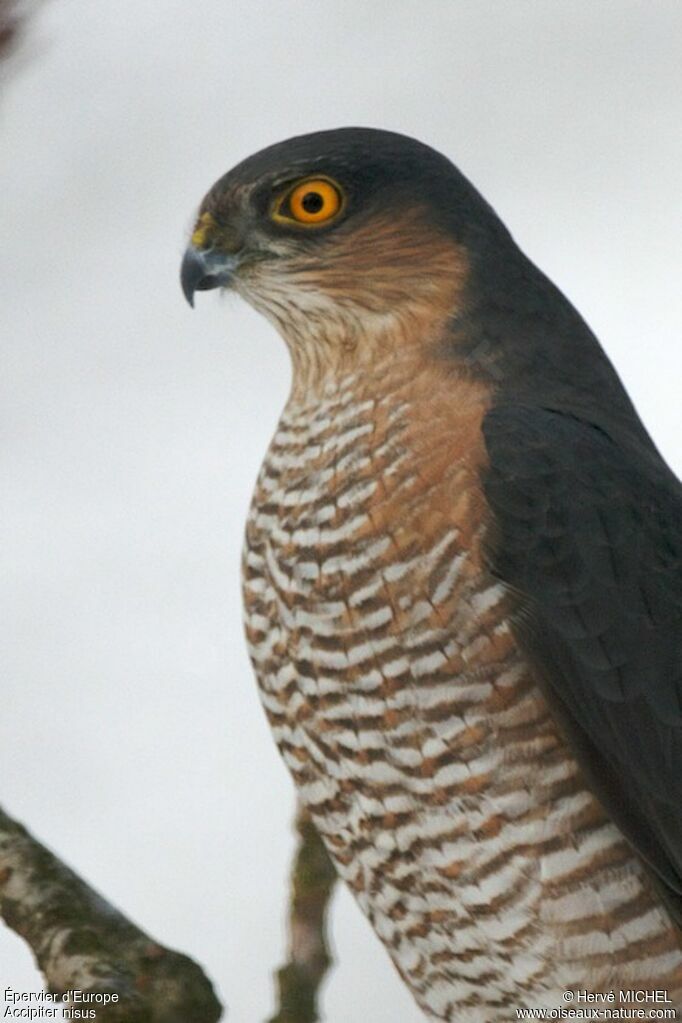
[482,404,682,922]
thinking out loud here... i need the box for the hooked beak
[180,246,240,307]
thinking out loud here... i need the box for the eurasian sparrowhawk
[181,128,682,1020]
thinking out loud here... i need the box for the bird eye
[273,178,344,227]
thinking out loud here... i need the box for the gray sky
[1,2,680,1020]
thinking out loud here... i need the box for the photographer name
[575,991,673,1005]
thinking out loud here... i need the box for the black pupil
[301,190,325,214]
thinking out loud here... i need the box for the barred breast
[242,356,682,1021]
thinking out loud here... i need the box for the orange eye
[275,178,344,226]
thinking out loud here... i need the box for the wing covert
[482,404,682,920]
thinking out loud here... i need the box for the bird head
[181,128,510,386]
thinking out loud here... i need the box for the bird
[181,128,682,1020]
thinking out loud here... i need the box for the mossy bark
[268,805,338,1023]
[0,806,222,1023]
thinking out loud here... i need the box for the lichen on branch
[0,806,222,1023]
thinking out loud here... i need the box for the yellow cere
[191,211,217,248]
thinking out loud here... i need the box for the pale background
[1,1,680,1020]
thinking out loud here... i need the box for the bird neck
[280,300,461,402]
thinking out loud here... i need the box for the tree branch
[0,0,27,63]
[0,805,223,1022]
[268,805,337,1023]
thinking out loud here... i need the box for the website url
[515,1010,676,1020]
